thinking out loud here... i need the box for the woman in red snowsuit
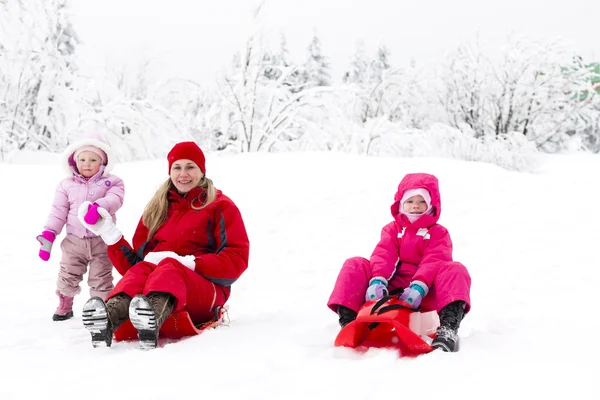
[78,141,249,349]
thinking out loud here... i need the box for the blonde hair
[142,175,217,241]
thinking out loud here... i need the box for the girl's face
[76,151,102,178]
[170,159,202,193]
[402,195,428,214]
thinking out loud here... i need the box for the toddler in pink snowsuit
[37,137,125,321]
[328,172,471,352]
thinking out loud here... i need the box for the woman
[79,141,249,349]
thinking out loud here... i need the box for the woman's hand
[144,251,179,264]
[144,251,196,270]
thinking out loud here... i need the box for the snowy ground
[1,152,598,399]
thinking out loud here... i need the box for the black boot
[129,292,175,350]
[337,305,357,328]
[431,301,466,352]
[82,293,131,348]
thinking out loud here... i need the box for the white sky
[1,151,599,399]
[69,0,599,83]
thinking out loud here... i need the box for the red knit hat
[167,142,206,174]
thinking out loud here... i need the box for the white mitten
[77,202,122,245]
[144,251,180,265]
[144,251,195,271]
[173,254,196,270]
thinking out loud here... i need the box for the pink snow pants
[327,257,471,314]
[57,234,114,299]
[107,258,227,325]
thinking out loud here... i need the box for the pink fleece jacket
[369,173,451,288]
[43,138,125,238]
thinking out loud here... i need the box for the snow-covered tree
[76,60,195,161]
[369,45,391,83]
[342,40,369,85]
[536,58,600,152]
[335,43,411,153]
[263,32,308,94]
[303,33,332,88]
[0,0,82,159]
[440,36,599,152]
[439,42,488,138]
[216,4,327,152]
[153,78,222,152]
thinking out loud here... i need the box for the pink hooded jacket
[43,137,125,238]
[369,173,452,289]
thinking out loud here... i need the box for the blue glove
[399,281,429,309]
[365,277,389,301]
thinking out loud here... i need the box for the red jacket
[369,173,453,288]
[107,187,249,298]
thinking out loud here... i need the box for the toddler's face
[76,151,102,178]
[402,195,428,214]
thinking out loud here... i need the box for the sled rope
[194,306,230,329]
[369,288,414,315]
[367,288,418,331]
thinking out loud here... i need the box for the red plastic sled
[114,307,226,342]
[334,299,439,357]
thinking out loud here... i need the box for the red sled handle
[334,298,439,357]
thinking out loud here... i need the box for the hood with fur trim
[391,173,441,227]
[62,137,115,177]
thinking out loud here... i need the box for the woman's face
[76,151,102,178]
[402,195,428,214]
[170,159,202,193]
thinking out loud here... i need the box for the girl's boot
[53,290,74,321]
[431,300,466,352]
[337,305,357,328]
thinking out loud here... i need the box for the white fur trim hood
[62,138,116,177]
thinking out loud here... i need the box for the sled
[334,298,439,357]
[114,306,226,342]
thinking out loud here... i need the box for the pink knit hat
[74,145,107,165]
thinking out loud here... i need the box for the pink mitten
[84,203,101,225]
[36,230,56,261]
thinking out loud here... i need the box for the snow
[1,152,598,399]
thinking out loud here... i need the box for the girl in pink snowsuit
[327,173,471,352]
[36,137,125,321]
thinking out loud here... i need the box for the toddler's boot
[431,300,466,352]
[82,293,131,348]
[129,292,174,350]
[52,290,74,321]
[337,305,357,328]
